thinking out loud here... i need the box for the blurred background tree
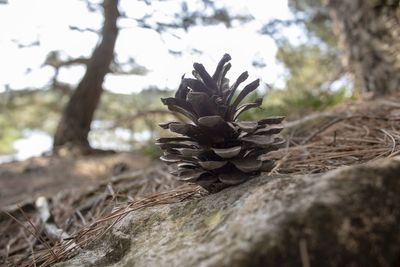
[254,0,399,118]
[328,0,400,96]
[53,0,120,153]
[51,0,255,154]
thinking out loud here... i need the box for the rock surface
[57,157,400,267]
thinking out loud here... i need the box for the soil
[0,152,150,210]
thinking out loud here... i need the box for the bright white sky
[0,0,299,94]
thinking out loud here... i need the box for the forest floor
[1,92,399,267]
[0,152,150,211]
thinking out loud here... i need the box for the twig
[380,129,396,154]
[17,206,59,261]
[301,116,349,145]
[299,239,311,267]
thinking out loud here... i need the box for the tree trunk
[53,0,119,152]
[327,0,400,96]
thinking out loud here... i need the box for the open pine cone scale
[157,53,285,192]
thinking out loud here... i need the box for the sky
[0,0,300,94]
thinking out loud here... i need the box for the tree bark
[53,0,119,152]
[327,0,400,96]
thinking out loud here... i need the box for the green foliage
[0,117,20,154]
[278,0,346,96]
[0,90,64,133]
[141,142,162,160]
[240,86,349,122]
[94,88,176,153]
[0,88,176,155]
[288,0,336,43]
[277,43,342,92]
[0,89,65,155]
[249,0,354,120]
[96,88,173,127]
[263,87,348,116]
[275,42,348,113]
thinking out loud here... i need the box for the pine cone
[157,54,285,192]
